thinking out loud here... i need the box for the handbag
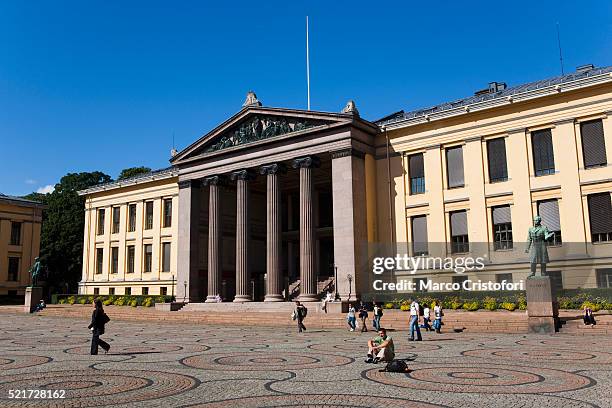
[291,310,297,321]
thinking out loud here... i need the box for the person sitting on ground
[583,305,596,326]
[214,293,222,303]
[366,327,395,363]
[33,299,46,312]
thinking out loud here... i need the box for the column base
[233,296,252,303]
[297,294,319,302]
[264,294,284,302]
[205,296,218,303]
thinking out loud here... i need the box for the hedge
[51,294,174,307]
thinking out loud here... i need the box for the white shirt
[424,307,430,318]
[410,301,419,316]
[434,305,441,318]
[347,307,356,318]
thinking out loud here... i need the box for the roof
[78,167,178,196]
[376,65,612,128]
[0,193,46,208]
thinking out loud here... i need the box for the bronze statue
[28,257,42,287]
[525,215,555,277]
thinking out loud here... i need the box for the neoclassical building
[79,64,612,300]
[0,194,44,296]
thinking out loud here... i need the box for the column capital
[178,179,201,189]
[230,169,257,181]
[330,148,365,159]
[260,163,287,176]
[292,155,321,169]
[202,175,228,186]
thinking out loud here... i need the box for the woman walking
[88,299,111,355]
[373,303,383,331]
[358,303,369,332]
[432,301,443,334]
[347,303,356,332]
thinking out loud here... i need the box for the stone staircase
[557,311,612,335]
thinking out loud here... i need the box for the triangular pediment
[171,107,356,164]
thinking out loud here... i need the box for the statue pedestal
[24,286,43,313]
[526,276,559,334]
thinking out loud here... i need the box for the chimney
[576,64,595,74]
[474,81,507,96]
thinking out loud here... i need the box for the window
[93,288,99,295]
[110,247,119,274]
[581,119,607,168]
[128,204,137,232]
[160,287,168,296]
[163,199,172,228]
[596,269,612,288]
[126,245,135,274]
[413,277,428,292]
[144,244,153,272]
[8,257,19,281]
[537,200,562,245]
[97,209,105,235]
[142,287,149,295]
[588,193,612,243]
[125,287,131,295]
[145,202,154,230]
[543,270,563,293]
[495,273,513,284]
[450,210,469,253]
[109,287,115,295]
[452,275,468,286]
[10,222,21,245]
[411,215,428,256]
[532,129,555,176]
[112,207,120,234]
[162,242,171,272]
[492,205,513,250]
[96,248,104,274]
[409,153,425,194]
[487,138,508,182]
[446,146,465,188]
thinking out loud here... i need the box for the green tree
[38,172,112,293]
[117,166,151,180]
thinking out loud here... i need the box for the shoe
[350,328,354,332]
[364,358,373,363]
[416,339,422,342]
[373,357,381,364]
[408,338,414,341]
[105,346,110,354]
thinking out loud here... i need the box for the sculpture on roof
[243,91,262,107]
[341,100,359,117]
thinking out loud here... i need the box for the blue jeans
[347,317,356,329]
[373,315,381,331]
[409,315,422,340]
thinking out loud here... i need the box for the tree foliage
[37,172,112,293]
[117,166,151,180]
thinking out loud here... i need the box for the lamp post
[183,280,187,303]
[171,275,175,300]
[347,274,353,302]
[333,263,340,301]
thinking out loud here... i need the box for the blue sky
[1,1,610,196]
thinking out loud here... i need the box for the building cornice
[78,168,178,196]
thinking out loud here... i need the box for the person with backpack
[294,301,308,333]
[373,303,383,331]
[421,304,432,331]
[358,303,369,332]
[433,301,443,334]
[365,327,395,363]
[88,299,111,355]
[346,303,356,332]
[409,298,422,341]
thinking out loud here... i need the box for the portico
[172,93,379,303]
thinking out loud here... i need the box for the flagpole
[306,16,311,111]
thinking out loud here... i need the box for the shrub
[605,302,612,311]
[67,296,76,305]
[558,297,578,310]
[77,297,87,305]
[103,298,113,306]
[445,297,463,310]
[399,304,410,311]
[517,296,527,310]
[581,301,601,312]
[143,297,154,307]
[58,298,66,304]
[462,301,480,311]
[500,302,517,311]
[113,297,126,306]
[130,299,138,307]
[384,302,394,309]
[482,296,497,311]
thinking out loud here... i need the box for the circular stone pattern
[516,338,603,348]
[65,343,209,355]
[308,342,440,353]
[363,363,593,394]
[181,352,353,371]
[12,336,89,347]
[462,348,612,364]
[0,369,199,406]
[184,394,448,408]
[0,355,51,370]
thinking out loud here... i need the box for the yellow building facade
[0,194,44,296]
[375,65,612,290]
[79,168,179,296]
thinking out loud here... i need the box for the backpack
[381,359,408,373]
[301,306,308,318]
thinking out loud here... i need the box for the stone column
[177,179,202,302]
[203,176,225,302]
[293,156,320,302]
[260,163,286,302]
[231,169,255,302]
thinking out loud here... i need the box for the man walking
[409,298,422,341]
[294,301,307,333]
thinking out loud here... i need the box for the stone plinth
[526,276,559,334]
[325,301,350,314]
[24,286,43,313]
[154,302,186,312]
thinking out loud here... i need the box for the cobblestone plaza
[0,314,611,407]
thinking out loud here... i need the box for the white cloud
[25,179,37,185]
[36,185,54,194]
